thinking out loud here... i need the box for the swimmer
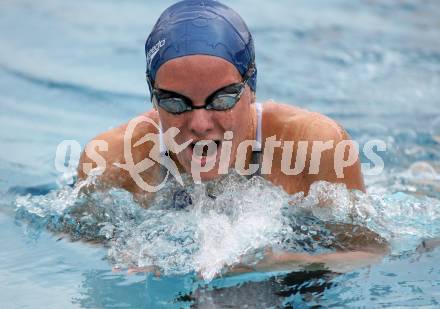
[78,0,364,199]
[77,0,387,272]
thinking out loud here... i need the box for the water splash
[107,174,297,280]
[15,171,440,281]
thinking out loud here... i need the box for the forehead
[155,55,242,92]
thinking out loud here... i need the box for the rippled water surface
[1,0,440,308]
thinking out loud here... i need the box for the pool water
[1,0,440,308]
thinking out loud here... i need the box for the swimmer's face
[155,55,254,181]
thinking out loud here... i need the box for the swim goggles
[149,63,255,115]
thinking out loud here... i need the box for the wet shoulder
[77,110,160,185]
[262,101,346,142]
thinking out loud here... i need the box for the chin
[197,170,223,182]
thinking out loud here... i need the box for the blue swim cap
[145,0,257,92]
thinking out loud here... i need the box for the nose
[187,108,214,137]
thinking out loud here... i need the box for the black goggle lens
[208,84,245,111]
[156,97,190,114]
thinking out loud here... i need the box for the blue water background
[1,0,440,308]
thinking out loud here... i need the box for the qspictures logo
[55,115,387,192]
[114,115,190,192]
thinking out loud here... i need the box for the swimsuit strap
[158,123,169,181]
[158,123,168,157]
[251,102,263,177]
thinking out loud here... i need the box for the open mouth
[190,140,221,158]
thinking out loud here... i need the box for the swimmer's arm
[229,248,388,276]
[127,249,387,278]
[75,118,159,206]
[302,116,365,193]
[76,135,151,203]
[230,224,389,275]
[76,111,161,193]
[254,249,386,273]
